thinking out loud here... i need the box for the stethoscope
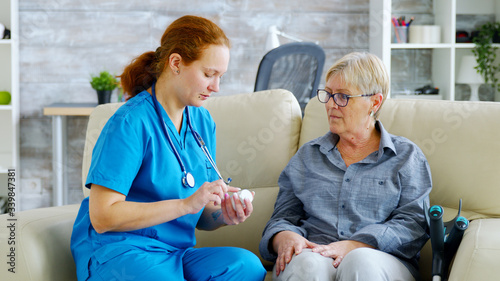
[151,81,231,188]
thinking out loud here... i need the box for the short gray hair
[325,52,389,118]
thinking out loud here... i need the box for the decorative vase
[96,90,112,104]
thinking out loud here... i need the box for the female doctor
[71,15,266,281]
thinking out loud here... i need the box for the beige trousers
[272,248,415,281]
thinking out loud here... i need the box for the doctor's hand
[185,179,237,214]
[221,189,254,225]
[272,231,318,276]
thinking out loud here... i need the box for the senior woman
[259,52,432,281]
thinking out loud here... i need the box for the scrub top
[71,91,218,281]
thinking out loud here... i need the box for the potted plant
[472,22,500,100]
[90,71,119,104]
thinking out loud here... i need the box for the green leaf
[90,71,119,91]
[473,22,500,88]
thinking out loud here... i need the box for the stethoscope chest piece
[183,172,195,188]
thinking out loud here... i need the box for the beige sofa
[1,89,499,281]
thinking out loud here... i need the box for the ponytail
[120,51,159,98]
[119,15,230,99]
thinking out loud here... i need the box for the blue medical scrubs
[71,91,266,280]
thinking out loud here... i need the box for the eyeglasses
[317,89,375,107]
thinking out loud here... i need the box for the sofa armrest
[0,204,79,281]
[448,218,500,281]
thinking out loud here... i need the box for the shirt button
[341,204,345,209]
[340,231,344,235]
[345,178,350,182]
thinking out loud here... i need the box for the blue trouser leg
[183,247,266,281]
[88,249,184,280]
[87,246,265,281]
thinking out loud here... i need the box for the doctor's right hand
[184,179,239,214]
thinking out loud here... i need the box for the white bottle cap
[231,189,254,209]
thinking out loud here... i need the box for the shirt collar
[312,120,397,160]
[377,120,397,156]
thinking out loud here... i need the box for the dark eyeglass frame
[316,89,375,107]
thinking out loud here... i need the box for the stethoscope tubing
[151,81,229,187]
[190,129,226,183]
[151,82,189,178]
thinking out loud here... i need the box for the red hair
[120,15,230,98]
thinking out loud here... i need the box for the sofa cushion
[203,89,302,189]
[379,99,500,219]
[299,95,329,147]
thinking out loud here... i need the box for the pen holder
[393,26,408,43]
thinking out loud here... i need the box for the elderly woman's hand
[311,240,375,268]
[272,231,318,276]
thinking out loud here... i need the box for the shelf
[392,43,500,50]
[456,43,476,48]
[0,152,13,171]
[370,0,500,102]
[393,94,443,100]
[0,39,12,45]
[455,43,500,48]
[0,168,11,174]
[0,105,13,110]
[391,43,453,49]
[392,43,500,49]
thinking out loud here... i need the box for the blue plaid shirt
[260,121,431,278]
